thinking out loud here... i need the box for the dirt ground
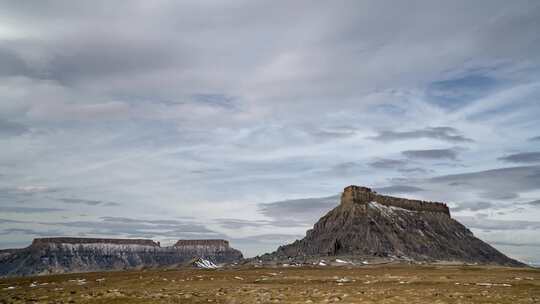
[1,265,539,303]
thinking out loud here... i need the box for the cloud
[451,201,494,212]
[498,152,540,163]
[402,148,458,160]
[0,206,64,213]
[457,216,540,230]
[42,216,218,239]
[479,191,519,200]
[370,127,473,143]
[529,136,540,141]
[0,120,28,137]
[58,198,121,207]
[427,165,540,194]
[526,199,540,206]
[305,126,357,140]
[191,94,237,109]
[368,158,407,169]
[215,219,268,229]
[0,218,26,224]
[0,228,66,237]
[215,218,307,229]
[426,74,499,109]
[259,195,339,224]
[375,185,424,194]
[491,241,540,248]
[397,167,430,174]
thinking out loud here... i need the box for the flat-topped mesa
[31,237,160,247]
[341,185,450,216]
[174,239,230,250]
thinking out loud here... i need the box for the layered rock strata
[0,238,243,277]
[263,185,523,266]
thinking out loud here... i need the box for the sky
[0,1,539,264]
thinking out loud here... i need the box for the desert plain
[1,264,539,304]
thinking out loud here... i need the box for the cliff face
[341,185,450,215]
[265,185,523,266]
[0,238,243,277]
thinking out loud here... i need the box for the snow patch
[335,259,353,264]
[194,258,218,269]
[368,201,413,216]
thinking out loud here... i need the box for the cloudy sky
[1,1,540,263]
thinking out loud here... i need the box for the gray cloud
[368,158,407,169]
[452,201,494,212]
[0,120,28,137]
[0,228,66,237]
[428,165,540,193]
[371,127,473,143]
[375,185,424,194]
[480,191,519,200]
[402,148,458,160]
[215,218,307,229]
[457,216,540,230]
[259,195,339,224]
[526,199,540,206]
[305,125,357,140]
[0,218,26,224]
[491,241,540,248]
[529,136,540,141]
[215,219,267,229]
[498,152,540,163]
[58,198,121,207]
[397,167,430,174]
[0,206,64,213]
[42,216,218,239]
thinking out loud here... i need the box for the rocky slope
[0,238,243,277]
[262,185,524,266]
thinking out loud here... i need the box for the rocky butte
[261,185,524,266]
[0,238,243,277]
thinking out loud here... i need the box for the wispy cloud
[370,127,473,143]
[0,206,64,213]
[498,152,540,163]
[375,185,424,194]
[0,120,28,137]
[451,201,495,212]
[402,148,458,160]
[456,216,540,231]
[58,198,121,207]
[368,158,408,169]
[259,195,340,224]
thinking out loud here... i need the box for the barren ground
[1,265,539,303]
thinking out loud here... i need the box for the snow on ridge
[368,201,414,215]
[54,243,160,253]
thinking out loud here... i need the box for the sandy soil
[1,265,539,303]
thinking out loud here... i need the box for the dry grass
[1,265,539,303]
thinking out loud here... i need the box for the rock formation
[262,185,523,266]
[0,237,242,277]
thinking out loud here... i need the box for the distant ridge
[262,185,524,266]
[0,237,243,277]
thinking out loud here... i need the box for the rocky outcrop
[0,238,243,277]
[174,239,230,250]
[262,185,524,266]
[341,185,450,214]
